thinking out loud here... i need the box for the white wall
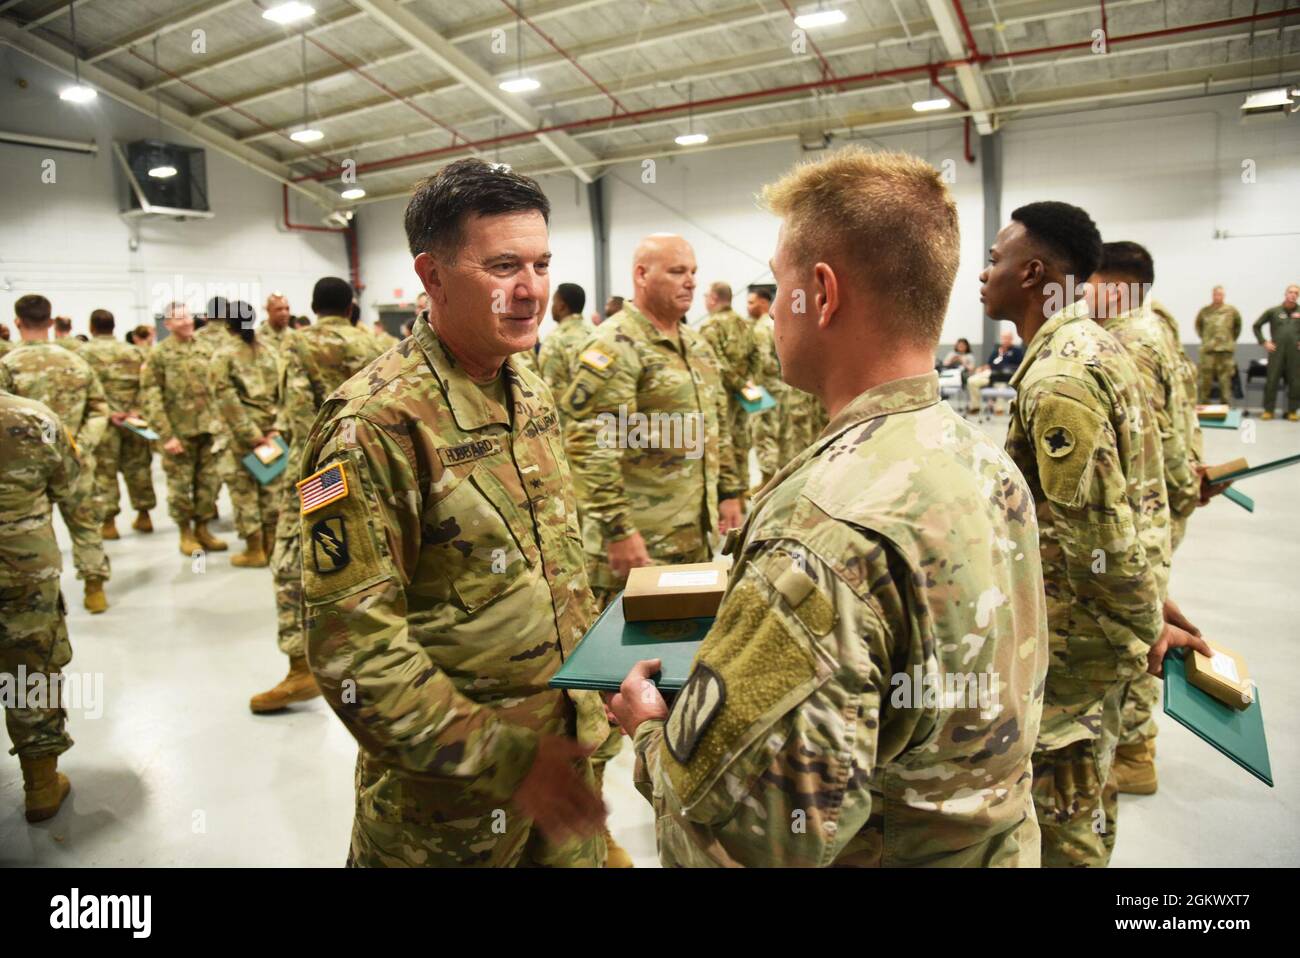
[0,49,346,335]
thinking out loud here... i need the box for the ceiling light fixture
[793,5,847,29]
[340,187,366,200]
[148,164,178,179]
[291,32,323,144]
[1241,88,1295,116]
[911,97,951,112]
[58,4,96,103]
[674,81,708,146]
[498,0,540,94]
[262,2,315,25]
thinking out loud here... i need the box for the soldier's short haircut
[14,294,52,326]
[90,309,115,334]
[54,315,73,333]
[761,146,959,346]
[1096,241,1154,286]
[709,281,732,302]
[555,282,585,316]
[748,286,774,303]
[312,276,354,317]
[604,295,624,317]
[132,324,152,341]
[405,158,550,261]
[1010,201,1102,284]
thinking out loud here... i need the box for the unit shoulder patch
[666,664,726,764]
[1042,424,1075,458]
[311,516,350,573]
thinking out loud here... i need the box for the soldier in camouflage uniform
[537,282,593,411]
[746,289,784,486]
[256,292,295,356]
[140,302,228,556]
[1195,287,1241,403]
[52,316,81,352]
[698,281,762,488]
[250,277,383,715]
[301,159,607,867]
[611,148,1048,867]
[982,203,1208,866]
[560,235,745,611]
[0,393,80,823]
[1151,298,1206,552]
[0,323,14,359]
[208,309,283,568]
[80,309,157,539]
[1,295,111,613]
[1252,284,1300,420]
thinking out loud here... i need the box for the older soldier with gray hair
[610,147,1050,867]
[299,158,608,867]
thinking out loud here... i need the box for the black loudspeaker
[122,140,209,213]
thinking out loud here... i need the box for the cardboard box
[1205,457,1249,482]
[1187,643,1254,710]
[1196,404,1230,421]
[623,562,728,622]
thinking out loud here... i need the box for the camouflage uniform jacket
[194,322,230,359]
[634,373,1048,867]
[80,335,147,415]
[140,334,220,443]
[298,318,608,820]
[1102,303,1199,526]
[0,341,109,455]
[53,337,82,352]
[256,322,293,356]
[559,304,743,552]
[1194,303,1241,354]
[1005,300,1165,745]
[0,394,81,586]
[538,315,595,409]
[210,337,280,453]
[1151,301,1203,467]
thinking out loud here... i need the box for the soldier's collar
[315,313,351,327]
[412,316,511,431]
[623,303,682,346]
[820,372,940,441]
[1013,298,1090,387]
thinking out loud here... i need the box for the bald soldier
[980,202,1209,866]
[1,295,112,614]
[299,158,609,867]
[609,147,1049,868]
[80,308,157,539]
[257,292,295,356]
[249,276,384,714]
[698,281,762,486]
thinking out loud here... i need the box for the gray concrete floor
[2,413,1297,866]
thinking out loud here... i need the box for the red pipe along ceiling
[295,5,1296,183]
[282,184,363,295]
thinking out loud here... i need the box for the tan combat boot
[132,510,153,533]
[1288,412,1299,422]
[592,763,634,868]
[1260,411,1274,420]
[100,517,119,540]
[83,578,108,614]
[194,519,228,552]
[21,755,72,823]
[249,656,321,713]
[178,520,202,556]
[1112,740,1157,795]
[230,530,269,568]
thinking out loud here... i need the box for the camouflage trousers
[94,426,157,519]
[1118,671,1160,748]
[726,402,753,490]
[1197,351,1235,404]
[161,433,222,525]
[751,403,782,481]
[227,451,283,540]
[1032,677,1128,868]
[270,486,304,657]
[0,577,74,760]
[60,453,111,582]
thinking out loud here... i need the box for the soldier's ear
[1022,257,1045,289]
[414,252,446,303]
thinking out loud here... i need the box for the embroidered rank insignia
[310,517,350,573]
[578,348,614,375]
[1042,425,1075,458]
[665,664,726,764]
[298,462,349,515]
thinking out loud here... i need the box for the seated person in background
[942,337,976,376]
[967,328,1024,413]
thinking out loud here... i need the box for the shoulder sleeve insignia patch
[665,664,726,764]
[298,461,349,514]
[1042,424,1075,458]
[310,516,350,573]
[578,348,615,377]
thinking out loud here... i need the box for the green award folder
[737,385,777,415]
[1199,409,1242,429]
[1222,487,1255,513]
[240,436,290,485]
[549,592,711,693]
[1212,451,1300,483]
[121,420,160,442]
[1163,652,1272,787]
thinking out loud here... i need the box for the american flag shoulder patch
[298,461,350,515]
